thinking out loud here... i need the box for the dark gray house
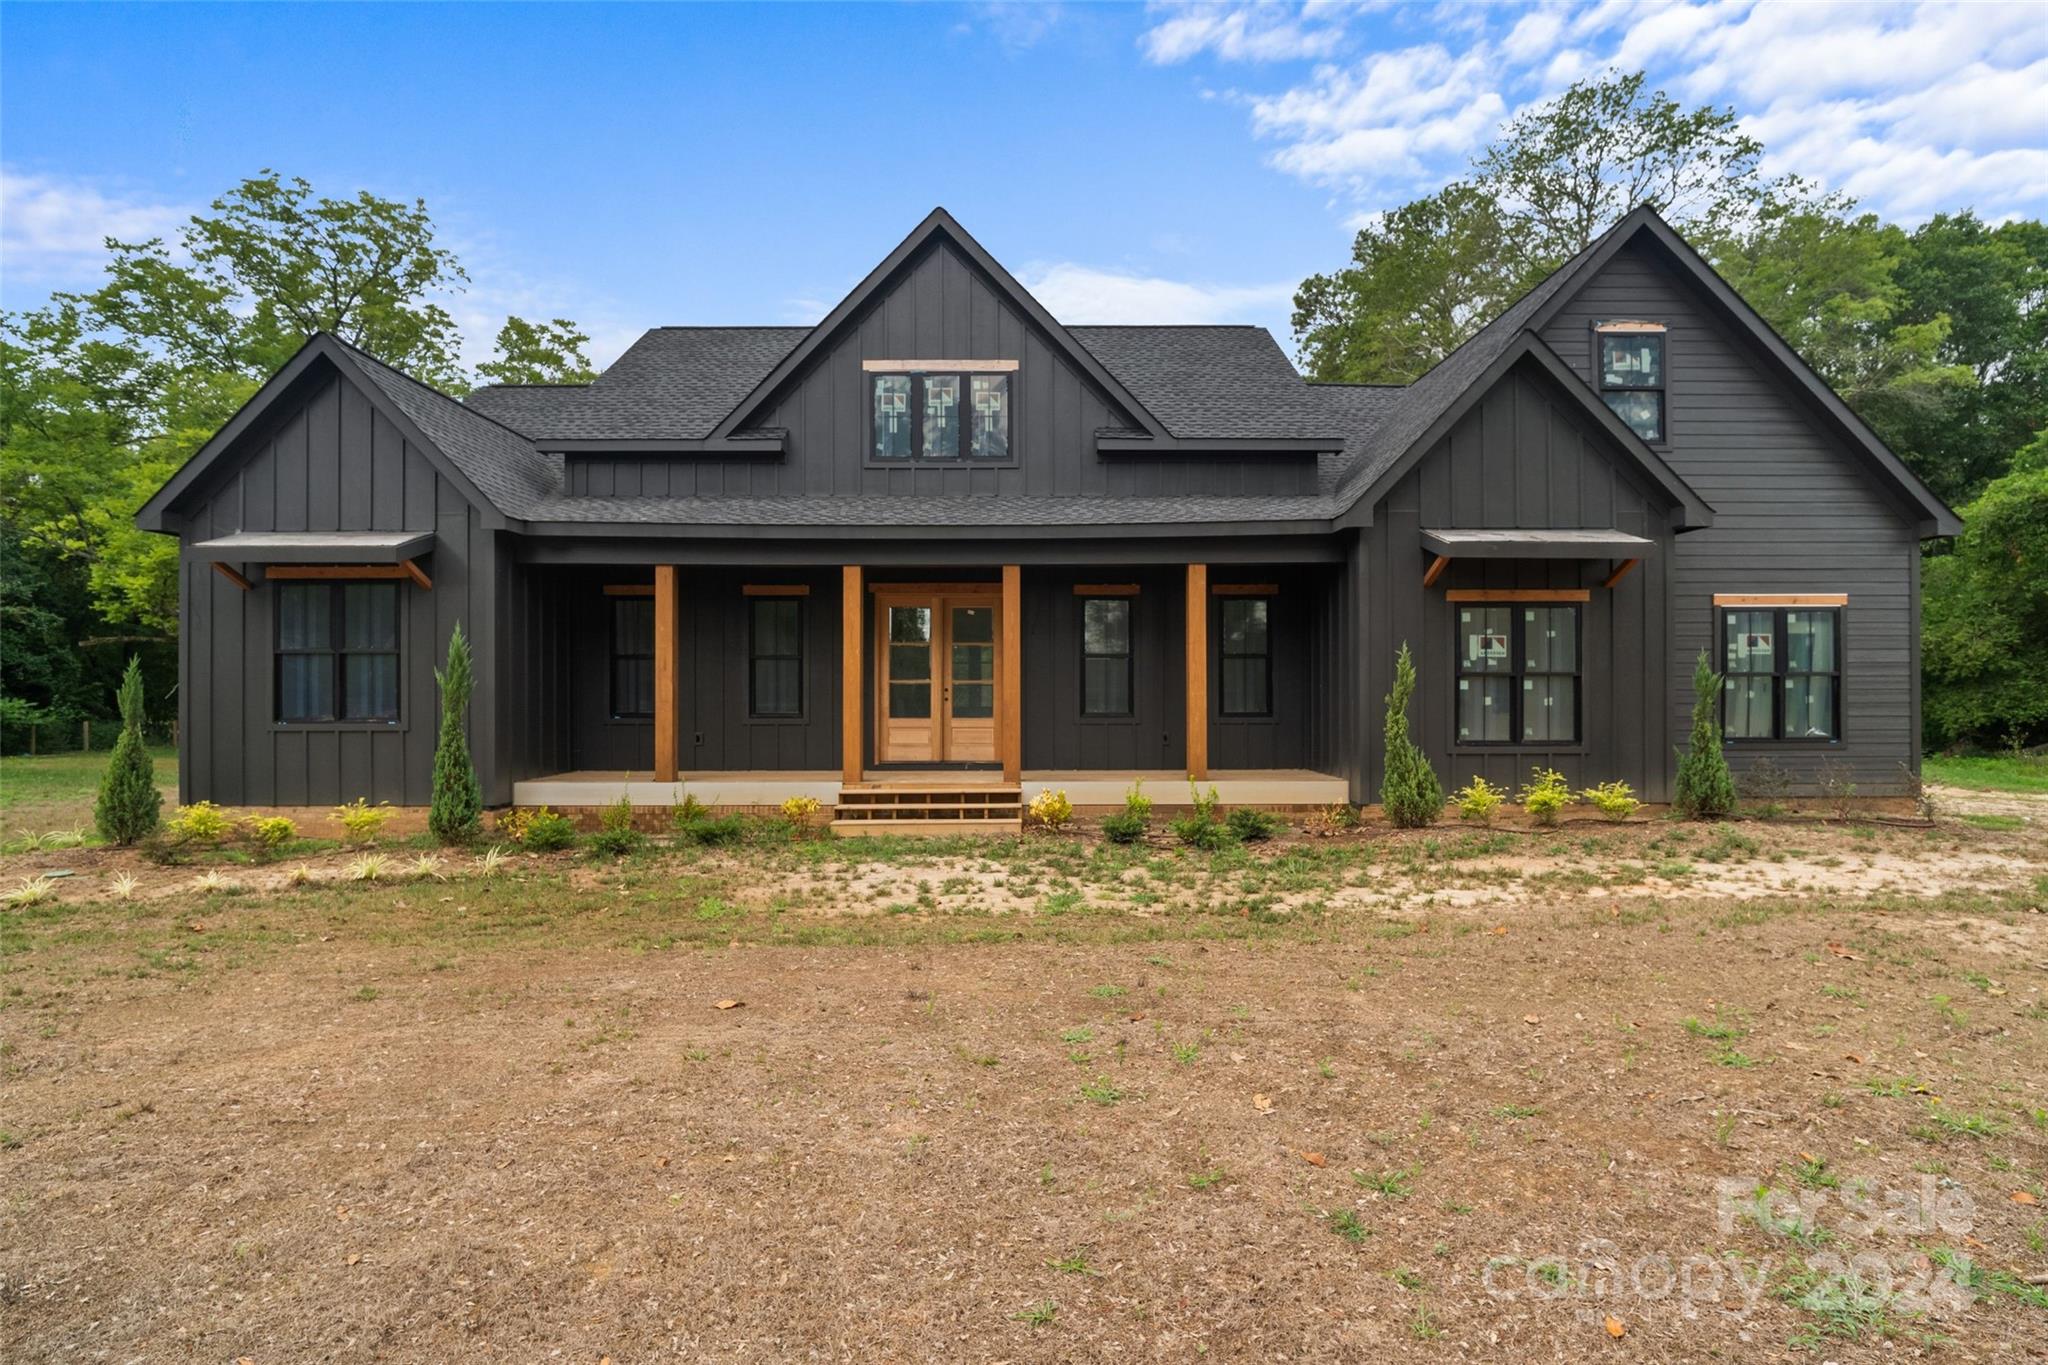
[137,206,1959,828]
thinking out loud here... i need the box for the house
[136,206,1960,830]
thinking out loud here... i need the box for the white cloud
[0,168,191,294]
[1141,1,1353,65]
[1017,261,1295,326]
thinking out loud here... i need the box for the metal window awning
[191,531,435,563]
[1419,528,1654,559]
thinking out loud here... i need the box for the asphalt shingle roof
[1067,326,1341,440]
[518,491,1335,528]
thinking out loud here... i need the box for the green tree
[94,655,162,845]
[476,317,599,387]
[1380,643,1444,827]
[1674,652,1736,819]
[429,624,482,845]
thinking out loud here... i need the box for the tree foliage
[1380,643,1444,827]
[476,317,599,387]
[429,624,483,845]
[94,655,162,845]
[1674,652,1737,820]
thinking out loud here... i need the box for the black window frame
[609,596,655,721]
[273,581,402,726]
[1078,595,1135,720]
[748,596,805,720]
[1717,605,1843,744]
[1594,322,1667,444]
[868,370,1014,465]
[1217,595,1273,719]
[1452,602,1583,747]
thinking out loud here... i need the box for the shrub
[94,655,162,846]
[1380,643,1444,828]
[1101,782,1152,844]
[1170,778,1233,849]
[671,793,710,829]
[1453,777,1506,824]
[1580,780,1641,821]
[517,807,578,852]
[428,624,483,845]
[677,812,745,846]
[245,814,299,852]
[1028,788,1074,830]
[1517,767,1572,826]
[1735,755,1794,815]
[1816,755,1858,820]
[334,798,394,845]
[168,801,234,843]
[781,794,822,835]
[1674,650,1737,819]
[588,794,644,856]
[1304,802,1359,836]
[1225,806,1286,841]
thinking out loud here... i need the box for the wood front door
[876,593,1000,764]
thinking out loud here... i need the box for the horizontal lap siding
[1541,240,1921,791]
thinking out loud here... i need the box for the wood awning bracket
[1602,557,1641,589]
[1422,554,1451,588]
[212,562,252,591]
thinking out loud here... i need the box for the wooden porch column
[1000,564,1021,782]
[1185,563,1208,779]
[841,565,863,786]
[653,564,679,782]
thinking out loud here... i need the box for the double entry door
[875,590,1000,764]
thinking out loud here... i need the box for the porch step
[832,784,1024,836]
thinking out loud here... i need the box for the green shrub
[1580,780,1641,821]
[678,812,745,846]
[1380,643,1444,827]
[1304,802,1359,836]
[94,656,162,845]
[428,624,483,845]
[1518,767,1572,826]
[671,793,710,829]
[1452,776,1506,823]
[334,798,394,845]
[245,814,299,852]
[1171,778,1232,848]
[1101,781,1152,844]
[1674,650,1737,819]
[167,801,234,843]
[1225,806,1286,841]
[518,807,578,852]
[1028,788,1074,830]
[588,794,644,856]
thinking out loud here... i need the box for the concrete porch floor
[510,769,1349,810]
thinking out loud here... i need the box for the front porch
[510,768,1350,814]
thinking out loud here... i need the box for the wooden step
[831,783,1024,837]
[831,816,1023,837]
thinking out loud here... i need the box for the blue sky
[5,1,2045,369]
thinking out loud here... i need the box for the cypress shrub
[1380,642,1444,827]
[429,623,483,845]
[1674,650,1737,819]
[94,655,162,845]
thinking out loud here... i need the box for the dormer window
[1596,322,1665,442]
[867,362,1013,462]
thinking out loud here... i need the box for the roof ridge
[469,382,594,392]
[647,324,815,332]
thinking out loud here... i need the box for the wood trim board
[1211,582,1279,596]
[1072,583,1140,596]
[1443,588,1592,603]
[653,565,678,783]
[1001,564,1021,782]
[1186,564,1208,780]
[841,567,863,786]
[742,584,811,597]
[1712,593,1849,606]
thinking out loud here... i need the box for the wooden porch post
[841,565,863,787]
[1000,564,1021,782]
[1186,563,1208,780]
[653,564,679,782]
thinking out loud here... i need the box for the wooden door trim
[873,590,1003,766]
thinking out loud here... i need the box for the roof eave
[1096,435,1339,456]
[535,435,788,456]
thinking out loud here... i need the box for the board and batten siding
[173,366,514,807]
[1359,358,1675,802]
[1540,238,1924,790]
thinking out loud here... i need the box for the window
[276,582,399,724]
[750,597,804,718]
[870,371,1010,461]
[1597,323,1665,442]
[610,598,654,719]
[1080,597,1133,717]
[1218,597,1271,717]
[1455,604,1580,744]
[1721,606,1840,741]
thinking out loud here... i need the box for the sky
[4,1,2045,369]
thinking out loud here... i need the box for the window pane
[1222,656,1268,715]
[1723,676,1774,739]
[922,375,960,458]
[1459,607,1513,673]
[1457,677,1511,743]
[1522,675,1577,743]
[888,682,930,718]
[888,606,931,644]
[1599,333,1663,388]
[1083,598,1129,656]
[1523,607,1577,673]
[953,643,994,682]
[344,654,399,722]
[1786,610,1836,673]
[615,599,654,657]
[1083,656,1130,716]
[753,599,800,658]
[1221,598,1268,653]
[970,374,1009,460]
[278,654,333,722]
[613,658,653,718]
[952,682,994,718]
[1784,676,1837,739]
[872,375,911,459]
[888,643,930,682]
[753,659,801,717]
[343,584,398,651]
[1602,390,1663,441]
[950,605,993,644]
[278,584,332,650]
[1724,611,1775,673]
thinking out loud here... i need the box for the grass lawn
[0,746,177,840]
[1925,753,2048,794]
[2,800,2045,1360]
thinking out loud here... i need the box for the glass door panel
[878,604,936,762]
[941,602,998,761]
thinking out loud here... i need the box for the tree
[1380,643,1444,827]
[94,655,162,845]
[1674,652,1736,819]
[476,317,599,387]
[429,624,482,845]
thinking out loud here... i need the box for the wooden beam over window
[1072,583,1139,596]
[1443,588,1592,603]
[1712,592,1848,607]
[860,358,1019,373]
[1211,582,1279,596]
[1001,564,1021,783]
[603,583,654,597]
[211,562,252,591]
[1602,558,1641,589]
[865,580,999,595]
[841,566,863,787]
[264,563,413,581]
[742,584,811,597]
[1186,563,1208,780]
[1422,555,1451,588]
[653,565,679,783]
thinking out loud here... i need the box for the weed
[1353,1167,1413,1198]
[1326,1209,1370,1243]
[1011,1301,1057,1327]
[347,854,388,882]
[1079,1075,1125,1105]
[1,875,58,908]
[1187,1169,1226,1189]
